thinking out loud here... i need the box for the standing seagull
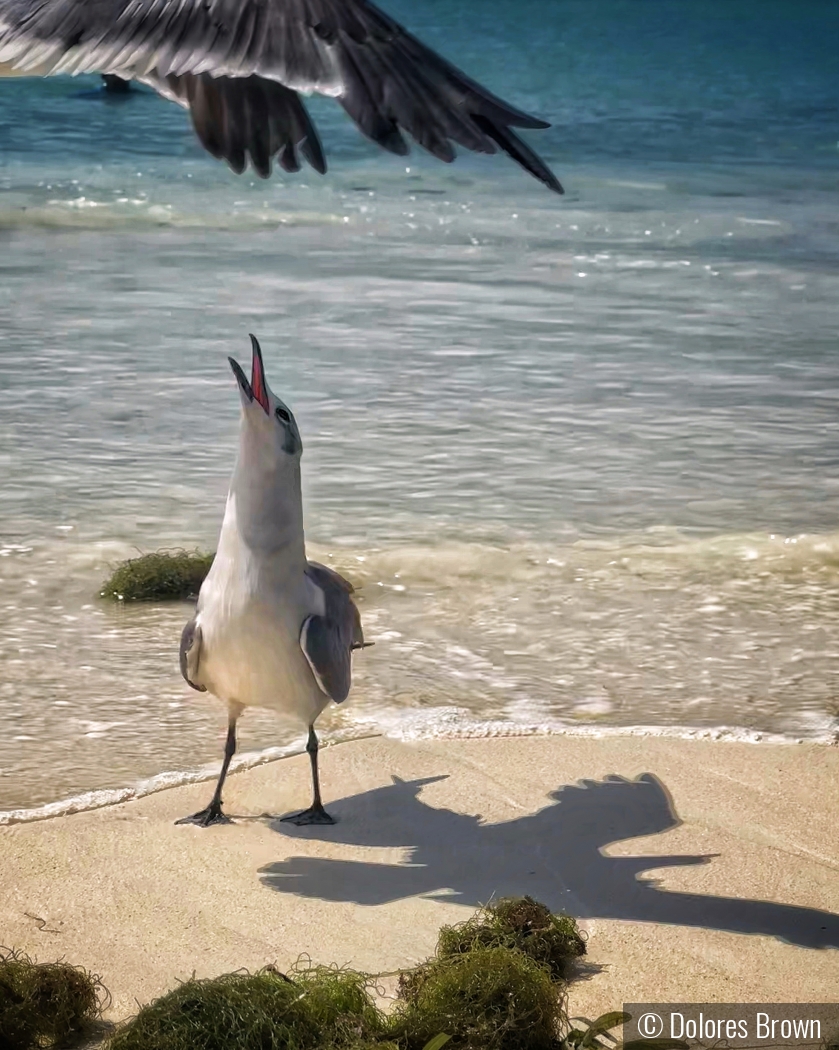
[0,0,562,192]
[178,334,368,827]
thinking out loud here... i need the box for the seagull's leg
[176,714,237,827]
[281,724,335,826]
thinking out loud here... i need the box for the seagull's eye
[275,407,290,424]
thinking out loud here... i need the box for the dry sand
[2,733,838,1027]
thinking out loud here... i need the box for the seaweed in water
[99,549,214,602]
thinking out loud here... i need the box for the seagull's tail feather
[149,72,326,179]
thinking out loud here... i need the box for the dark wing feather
[471,115,562,197]
[179,616,206,692]
[0,0,560,191]
[301,561,365,704]
[148,71,326,178]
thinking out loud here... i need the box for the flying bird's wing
[301,560,366,704]
[0,0,562,190]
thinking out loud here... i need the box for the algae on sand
[105,897,586,1050]
[6,896,586,1050]
[106,965,389,1050]
[100,549,214,602]
[0,948,106,1050]
[392,947,564,1050]
[434,896,585,983]
[106,948,566,1050]
[394,896,585,1049]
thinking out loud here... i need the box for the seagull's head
[228,334,302,463]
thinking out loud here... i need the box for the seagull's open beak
[229,334,270,413]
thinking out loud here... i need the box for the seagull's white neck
[216,423,306,569]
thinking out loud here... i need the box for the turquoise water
[1,0,838,811]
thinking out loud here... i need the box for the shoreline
[2,733,837,1024]
[3,718,836,827]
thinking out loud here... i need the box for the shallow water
[1,0,838,812]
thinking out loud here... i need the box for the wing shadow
[259,771,839,949]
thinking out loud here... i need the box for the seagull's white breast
[194,543,328,726]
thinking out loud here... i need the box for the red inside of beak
[251,340,270,413]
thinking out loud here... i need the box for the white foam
[737,217,783,226]
[2,715,835,827]
[371,706,838,748]
[0,739,307,827]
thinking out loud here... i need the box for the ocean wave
[3,526,839,819]
[0,739,304,826]
[373,705,838,746]
[2,715,834,828]
[0,200,351,232]
[0,722,391,826]
[333,527,839,594]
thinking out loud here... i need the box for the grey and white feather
[179,615,206,693]
[173,334,369,828]
[0,0,562,191]
[300,561,365,704]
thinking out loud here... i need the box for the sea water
[1,0,838,815]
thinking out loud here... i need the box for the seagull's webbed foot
[280,803,335,826]
[175,801,232,827]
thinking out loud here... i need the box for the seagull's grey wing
[179,616,206,692]
[306,560,355,598]
[301,561,365,704]
[0,0,561,191]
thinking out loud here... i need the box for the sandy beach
[2,733,837,1028]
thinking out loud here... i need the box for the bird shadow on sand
[258,772,839,950]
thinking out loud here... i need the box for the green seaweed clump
[100,549,214,602]
[338,1044,400,1050]
[392,947,562,1050]
[106,964,388,1050]
[291,964,389,1045]
[435,896,585,983]
[0,947,106,1050]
